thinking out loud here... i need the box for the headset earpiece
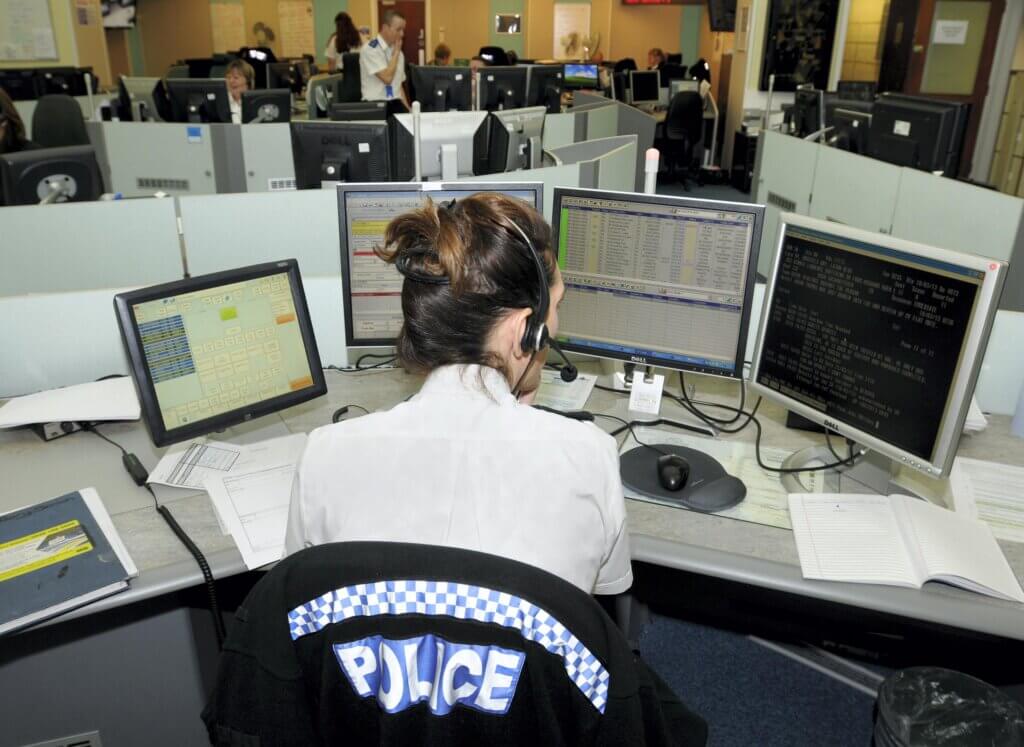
[507,220,550,354]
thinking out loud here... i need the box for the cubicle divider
[239,124,296,192]
[570,92,655,192]
[545,135,638,194]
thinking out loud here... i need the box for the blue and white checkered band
[288,579,611,713]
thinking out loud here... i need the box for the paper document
[534,370,597,411]
[963,396,988,434]
[148,433,307,491]
[204,464,297,569]
[950,457,1024,544]
[0,378,140,428]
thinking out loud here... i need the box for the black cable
[331,404,370,423]
[323,354,398,374]
[677,372,747,427]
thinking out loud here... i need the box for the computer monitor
[267,61,304,94]
[289,121,391,188]
[478,66,528,111]
[669,78,700,97]
[165,78,232,123]
[629,70,660,106]
[750,214,1005,488]
[563,64,599,90]
[0,146,105,206]
[487,106,547,172]
[116,76,170,122]
[706,0,737,31]
[823,96,873,129]
[329,101,388,121]
[831,108,872,155]
[525,65,564,113]
[113,260,327,447]
[611,72,629,103]
[0,70,41,100]
[338,182,543,348]
[36,67,94,96]
[390,111,489,181]
[307,73,344,119]
[241,89,291,123]
[868,94,968,176]
[792,87,824,138]
[836,80,877,102]
[409,65,473,112]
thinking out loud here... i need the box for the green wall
[314,0,344,65]
[680,5,700,67]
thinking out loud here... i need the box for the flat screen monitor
[166,78,232,123]
[669,78,700,97]
[267,61,304,94]
[390,111,489,181]
[487,106,547,172]
[629,70,660,105]
[114,260,327,447]
[823,96,873,129]
[793,87,824,138]
[339,182,543,347]
[750,214,1006,480]
[0,70,41,101]
[307,73,344,118]
[831,108,872,155]
[117,76,170,122]
[706,0,737,31]
[836,80,877,102]
[0,146,105,206]
[409,65,473,112]
[36,67,93,96]
[526,65,564,113]
[330,101,388,121]
[289,121,391,188]
[478,66,528,111]
[242,89,291,123]
[564,64,599,90]
[868,95,967,176]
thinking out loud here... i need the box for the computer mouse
[656,454,690,492]
[684,475,747,512]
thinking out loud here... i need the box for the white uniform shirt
[325,36,361,70]
[285,364,633,595]
[229,95,242,124]
[359,34,405,101]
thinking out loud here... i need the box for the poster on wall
[0,1,58,60]
[102,0,137,29]
[553,3,591,60]
[211,3,247,53]
[759,0,839,91]
[278,0,315,58]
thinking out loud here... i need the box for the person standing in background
[325,12,362,73]
[359,9,408,108]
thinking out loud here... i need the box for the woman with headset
[284,193,632,597]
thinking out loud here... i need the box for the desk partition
[459,163,585,224]
[545,135,638,194]
[808,145,902,234]
[239,123,296,192]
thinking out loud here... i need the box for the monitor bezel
[114,259,327,447]
[748,213,1006,478]
[551,186,765,381]
[338,181,545,349]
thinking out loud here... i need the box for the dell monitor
[868,94,968,176]
[307,73,344,118]
[338,183,543,348]
[409,65,473,112]
[831,108,872,155]
[390,111,489,181]
[289,121,391,188]
[750,214,1005,494]
[836,80,877,102]
[0,146,105,206]
[564,64,599,90]
[242,89,291,123]
[792,87,825,138]
[116,76,171,122]
[629,70,660,106]
[267,61,305,94]
[330,101,388,121]
[166,78,232,123]
[526,65,564,113]
[113,260,327,447]
[478,66,528,111]
[487,106,547,172]
[552,187,765,509]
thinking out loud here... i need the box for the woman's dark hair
[334,12,361,54]
[375,193,555,378]
[0,87,29,153]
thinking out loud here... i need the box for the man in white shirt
[359,9,409,108]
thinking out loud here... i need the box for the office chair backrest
[614,58,638,74]
[31,94,89,148]
[666,90,703,142]
[203,542,706,745]
[336,53,362,102]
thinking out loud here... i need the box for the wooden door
[378,0,426,66]
[878,0,920,93]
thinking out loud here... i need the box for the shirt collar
[375,34,391,53]
[420,364,516,405]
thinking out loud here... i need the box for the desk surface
[3,366,1023,639]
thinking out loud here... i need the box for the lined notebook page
[788,494,918,586]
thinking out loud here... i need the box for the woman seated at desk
[225,59,254,124]
[284,194,633,597]
[0,88,39,154]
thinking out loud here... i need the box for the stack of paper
[0,378,140,428]
[963,396,988,434]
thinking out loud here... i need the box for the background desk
[2,366,1023,745]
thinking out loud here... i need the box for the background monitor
[289,121,391,188]
[0,146,105,206]
[338,182,543,348]
[487,106,547,173]
[793,87,824,138]
[390,111,489,181]
[836,80,877,102]
[166,78,232,123]
[526,65,564,113]
[242,89,291,123]
[706,0,737,32]
[409,65,473,112]
[868,94,969,176]
[750,214,1006,481]
[113,260,327,447]
[307,73,344,118]
[329,101,388,121]
[563,63,599,90]
[36,67,93,96]
[478,66,528,111]
[267,61,305,94]
[117,76,170,122]
[0,70,41,100]
[831,108,872,155]
[669,78,700,97]
[629,70,660,105]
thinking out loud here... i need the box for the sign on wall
[553,3,591,59]
[0,1,58,61]
[278,0,315,58]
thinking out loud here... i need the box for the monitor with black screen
[267,62,304,94]
[526,65,564,113]
[564,64,599,90]
[868,94,967,176]
[478,66,528,110]
[487,106,547,172]
[552,187,764,508]
[339,182,543,348]
[831,108,872,154]
[836,80,877,102]
[823,96,872,129]
[113,260,327,447]
[289,121,390,188]
[36,67,94,96]
[629,70,660,106]
[166,78,232,123]
[0,146,105,206]
[330,101,388,121]
[792,87,824,138]
[750,214,1005,492]
[242,89,291,123]
[390,111,489,180]
[409,65,473,111]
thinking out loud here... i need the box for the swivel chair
[31,94,90,148]
[335,53,363,103]
[657,91,704,188]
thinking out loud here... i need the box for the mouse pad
[620,444,740,513]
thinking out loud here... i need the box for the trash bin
[875,667,1024,746]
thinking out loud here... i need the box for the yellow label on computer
[0,520,93,582]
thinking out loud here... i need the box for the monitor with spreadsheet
[114,260,327,447]
[339,183,543,348]
[551,188,764,380]
[750,214,1005,480]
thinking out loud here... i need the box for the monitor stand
[780,446,924,499]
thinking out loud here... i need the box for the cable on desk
[323,354,398,374]
[82,424,227,648]
[331,404,370,423]
[676,372,748,427]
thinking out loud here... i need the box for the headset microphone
[547,338,578,382]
